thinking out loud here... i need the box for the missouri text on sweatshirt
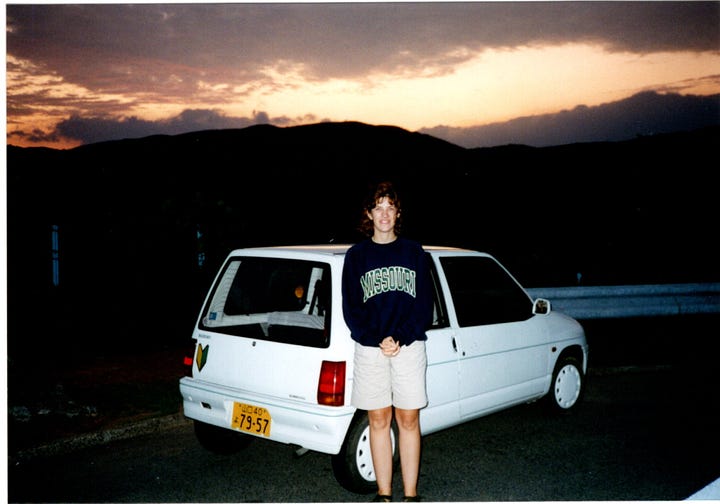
[342,237,433,347]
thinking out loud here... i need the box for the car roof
[231,244,474,257]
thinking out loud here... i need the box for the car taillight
[183,341,196,376]
[317,360,346,406]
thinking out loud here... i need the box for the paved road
[8,365,719,502]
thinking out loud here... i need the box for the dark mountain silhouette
[25,91,720,149]
[6,122,718,352]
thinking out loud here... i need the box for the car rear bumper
[179,377,356,455]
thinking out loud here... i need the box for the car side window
[440,256,532,327]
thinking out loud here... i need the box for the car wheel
[546,356,584,413]
[331,413,399,494]
[193,420,253,454]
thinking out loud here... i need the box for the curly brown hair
[357,181,403,236]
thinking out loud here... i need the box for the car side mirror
[532,298,551,315]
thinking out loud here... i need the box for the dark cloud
[421,91,720,148]
[7,128,61,144]
[45,109,312,145]
[7,2,719,90]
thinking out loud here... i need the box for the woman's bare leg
[368,406,395,496]
[395,407,421,498]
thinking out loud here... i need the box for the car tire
[331,412,400,494]
[546,355,584,413]
[193,420,254,454]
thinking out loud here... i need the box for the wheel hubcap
[355,425,397,482]
[554,364,581,408]
[355,427,376,481]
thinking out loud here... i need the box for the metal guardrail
[526,283,720,319]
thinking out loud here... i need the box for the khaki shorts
[351,340,428,411]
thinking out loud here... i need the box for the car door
[439,255,549,419]
[419,254,461,435]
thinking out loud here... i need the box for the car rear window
[199,257,331,348]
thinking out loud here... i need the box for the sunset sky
[4,1,720,149]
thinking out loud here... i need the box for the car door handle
[452,337,457,352]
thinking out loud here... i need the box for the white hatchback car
[179,244,588,493]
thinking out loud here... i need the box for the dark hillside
[463,127,718,285]
[7,122,471,354]
[6,122,719,355]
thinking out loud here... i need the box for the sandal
[403,496,422,502]
[373,494,393,502]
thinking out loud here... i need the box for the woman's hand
[379,336,400,357]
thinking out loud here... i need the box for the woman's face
[369,196,398,234]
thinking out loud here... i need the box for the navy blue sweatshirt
[342,237,433,347]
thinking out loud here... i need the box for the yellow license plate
[231,402,272,437]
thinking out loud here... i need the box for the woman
[342,181,433,502]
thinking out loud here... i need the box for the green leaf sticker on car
[196,344,209,371]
